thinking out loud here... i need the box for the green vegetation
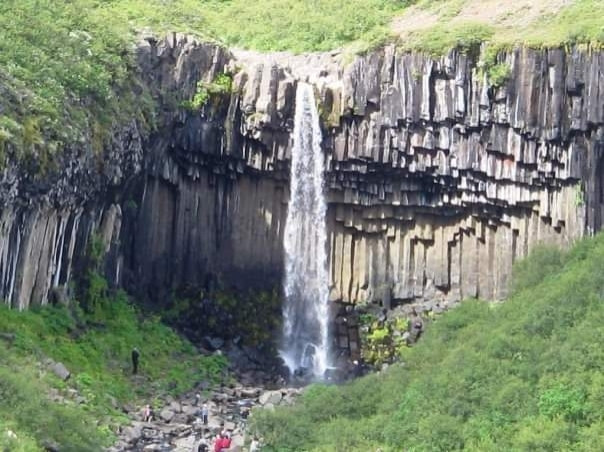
[251,233,604,451]
[103,0,408,53]
[399,0,604,55]
[359,313,408,366]
[0,282,226,450]
[182,73,234,111]
[521,0,604,48]
[0,0,152,171]
[165,287,281,347]
[405,22,494,56]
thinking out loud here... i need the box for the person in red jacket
[213,435,222,452]
[222,433,232,449]
[214,433,231,452]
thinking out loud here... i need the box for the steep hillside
[0,277,226,451]
[251,234,604,451]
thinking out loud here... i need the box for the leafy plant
[182,73,233,110]
[488,63,511,87]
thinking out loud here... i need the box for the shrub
[253,233,604,451]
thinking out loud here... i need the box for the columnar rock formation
[1,33,602,310]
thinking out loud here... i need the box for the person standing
[131,347,140,374]
[249,436,261,452]
[202,402,209,426]
[143,404,153,423]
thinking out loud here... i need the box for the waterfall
[280,82,330,378]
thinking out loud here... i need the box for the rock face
[0,33,602,310]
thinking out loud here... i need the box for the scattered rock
[42,439,60,452]
[0,332,15,343]
[123,425,142,444]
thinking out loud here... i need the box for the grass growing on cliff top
[251,233,604,451]
[0,288,227,451]
[101,0,408,52]
[0,0,406,166]
[398,0,604,55]
[1,0,604,169]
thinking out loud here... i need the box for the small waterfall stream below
[280,82,331,378]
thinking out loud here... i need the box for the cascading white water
[280,82,330,378]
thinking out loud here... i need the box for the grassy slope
[399,0,604,55]
[251,235,604,451]
[0,290,226,451]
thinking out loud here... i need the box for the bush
[253,233,604,451]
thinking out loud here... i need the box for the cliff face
[1,33,602,310]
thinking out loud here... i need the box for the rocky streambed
[108,382,302,451]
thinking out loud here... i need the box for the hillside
[250,234,604,451]
[0,280,226,451]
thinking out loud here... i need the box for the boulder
[50,362,70,381]
[123,425,142,444]
[240,387,261,398]
[170,401,181,413]
[181,404,199,416]
[259,390,282,406]
[159,408,175,423]
[203,336,224,351]
[174,436,196,451]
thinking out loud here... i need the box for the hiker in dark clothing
[407,309,424,345]
[131,347,140,374]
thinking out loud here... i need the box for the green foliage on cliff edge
[0,285,227,450]
[251,233,604,451]
[0,0,153,171]
[1,0,603,168]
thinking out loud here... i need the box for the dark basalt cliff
[1,33,603,311]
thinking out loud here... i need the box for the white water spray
[280,83,330,378]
